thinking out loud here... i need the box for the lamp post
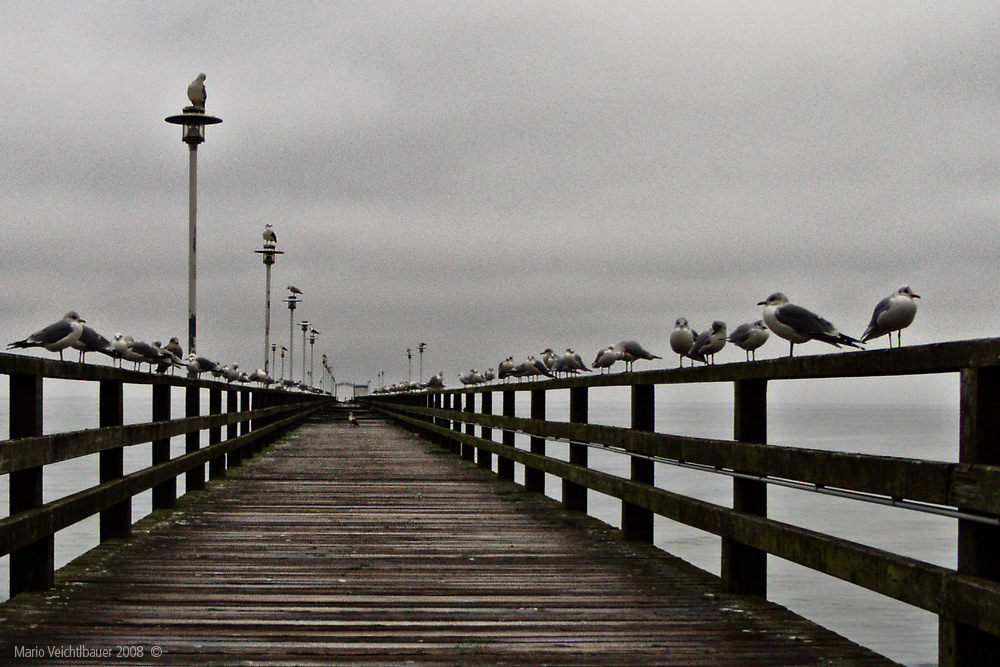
[284,292,300,382]
[417,342,427,384]
[165,88,222,356]
[407,348,413,383]
[279,346,287,380]
[254,232,283,375]
[308,329,319,388]
[271,344,277,377]
[299,321,311,385]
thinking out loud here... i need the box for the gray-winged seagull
[728,320,770,361]
[187,73,207,109]
[8,311,86,361]
[758,292,862,357]
[669,318,697,367]
[688,321,727,364]
[860,285,920,348]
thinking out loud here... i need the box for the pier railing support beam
[208,387,225,479]
[564,386,589,514]
[499,391,515,480]
[525,389,546,493]
[8,373,52,595]
[99,379,129,541]
[186,386,204,492]
[940,367,1000,667]
[723,378,768,597]
[623,384,654,543]
[463,392,475,462]
[151,384,175,510]
[479,392,493,471]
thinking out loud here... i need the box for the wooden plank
[0,416,900,666]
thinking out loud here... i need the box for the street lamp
[299,320,311,385]
[279,346,287,380]
[284,290,300,381]
[308,328,319,388]
[407,348,413,383]
[417,342,427,384]
[254,227,283,375]
[270,343,277,377]
[165,80,222,356]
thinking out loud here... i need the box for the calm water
[1,375,960,666]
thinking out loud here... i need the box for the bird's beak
[912,293,921,299]
[756,300,766,306]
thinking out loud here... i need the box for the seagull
[467,369,485,384]
[482,368,496,382]
[554,348,590,374]
[614,340,661,371]
[497,356,516,381]
[156,337,184,374]
[187,73,207,109]
[348,412,359,427]
[669,318,697,368]
[592,346,624,373]
[860,285,920,348]
[540,348,559,371]
[287,285,303,295]
[263,224,277,247]
[758,292,863,357]
[425,371,445,388]
[688,321,728,365]
[128,339,172,371]
[184,354,219,376]
[728,320,770,361]
[9,312,86,361]
[71,325,118,363]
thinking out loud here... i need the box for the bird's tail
[815,332,864,349]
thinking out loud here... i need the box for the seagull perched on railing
[71,325,118,363]
[688,321,727,365]
[592,346,624,373]
[8,311,86,361]
[758,292,862,357]
[614,340,661,371]
[187,73,207,109]
[669,318,697,368]
[860,285,920,348]
[728,320,770,361]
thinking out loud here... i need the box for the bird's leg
[788,342,795,357]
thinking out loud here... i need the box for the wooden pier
[0,413,896,666]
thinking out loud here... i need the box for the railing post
[723,378,768,597]
[479,391,493,470]
[240,390,252,460]
[450,393,462,454]
[208,387,225,479]
[227,389,241,468]
[940,367,1000,667]
[623,384,654,543]
[525,388,546,493]
[151,383,175,510]
[99,379,129,541]
[499,390,515,480]
[462,391,476,461]
[186,385,204,492]
[564,386,588,514]
[8,373,52,595]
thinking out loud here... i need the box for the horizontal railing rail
[0,351,332,598]
[368,337,1000,667]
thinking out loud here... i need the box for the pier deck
[0,415,898,666]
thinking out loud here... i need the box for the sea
[0,372,962,667]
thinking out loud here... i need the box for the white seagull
[688,321,727,365]
[554,348,590,374]
[187,73,207,109]
[728,320,770,361]
[592,346,624,373]
[758,292,863,357]
[8,311,86,361]
[263,224,277,246]
[860,285,920,348]
[669,318,697,368]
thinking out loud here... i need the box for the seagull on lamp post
[288,285,303,295]
[263,224,277,247]
[187,73,207,109]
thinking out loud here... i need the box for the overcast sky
[2,2,999,392]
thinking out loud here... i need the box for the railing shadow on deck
[0,352,332,599]
[367,337,1000,667]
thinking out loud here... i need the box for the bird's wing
[861,296,892,340]
[774,304,835,336]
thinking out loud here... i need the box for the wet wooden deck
[0,414,900,666]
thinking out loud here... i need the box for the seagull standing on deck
[758,292,862,357]
[860,285,920,348]
[187,73,207,109]
[8,312,86,361]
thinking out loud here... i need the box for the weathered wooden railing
[368,338,1000,667]
[0,352,331,598]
